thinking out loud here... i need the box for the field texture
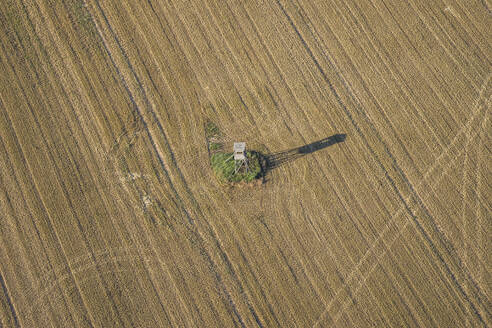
[0,0,490,327]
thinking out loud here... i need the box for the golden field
[0,0,490,326]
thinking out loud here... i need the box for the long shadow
[264,134,346,171]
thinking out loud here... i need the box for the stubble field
[0,0,490,327]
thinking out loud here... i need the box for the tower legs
[234,159,249,174]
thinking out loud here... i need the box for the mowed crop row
[0,0,490,327]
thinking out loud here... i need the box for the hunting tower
[233,142,248,174]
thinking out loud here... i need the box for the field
[0,0,490,327]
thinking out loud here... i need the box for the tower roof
[233,142,246,152]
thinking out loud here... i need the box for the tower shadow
[264,134,346,171]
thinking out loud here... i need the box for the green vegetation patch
[211,151,261,183]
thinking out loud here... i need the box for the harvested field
[0,0,490,327]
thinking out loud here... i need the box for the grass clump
[205,121,221,138]
[211,151,261,183]
[209,142,223,151]
[205,120,224,152]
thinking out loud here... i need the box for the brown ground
[0,0,490,327]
